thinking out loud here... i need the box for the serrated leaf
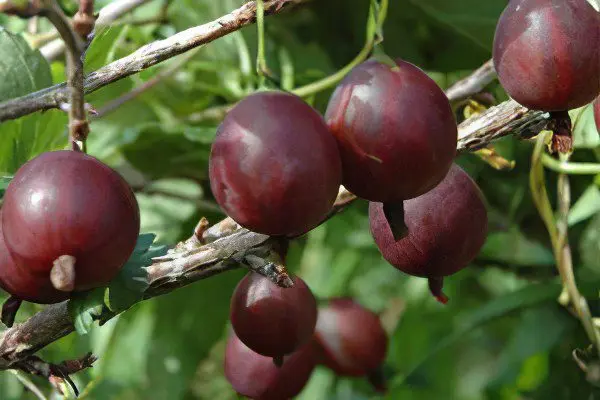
[0,28,51,102]
[68,287,107,335]
[106,234,167,313]
[568,185,600,226]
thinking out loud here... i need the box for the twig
[94,48,201,119]
[14,352,97,396]
[10,370,48,400]
[73,0,96,38]
[445,59,496,103]
[530,134,600,358]
[40,0,150,60]
[541,154,600,175]
[0,94,551,371]
[0,0,308,122]
[40,0,89,149]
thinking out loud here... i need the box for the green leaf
[488,306,573,388]
[0,28,67,174]
[408,0,506,51]
[580,213,600,273]
[569,185,600,226]
[68,288,107,335]
[122,124,212,180]
[0,28,52,102]
[479,229,555,267]
[106,233,167,313]
[0,176,13,198]
[571,104,600,149]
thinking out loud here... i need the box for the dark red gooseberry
[314,298,387,379]
[230,272,317,358]
[2,151,140,294]
[224,331,318,400]
[324,58,457,202]
[0,212,68,304]
[209,91,342,237]
[369,164,488,303]
[594,97,600,133]
[493,0,600,111]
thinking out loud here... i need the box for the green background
[0,0,600,399]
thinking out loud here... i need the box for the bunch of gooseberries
[3,0,598,398]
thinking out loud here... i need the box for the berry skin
[369,164,488,303]
[0,212,68,304]
[2,151,140,295]
[224,331,318,400]
[314,298,387,378]
[325,58,457,202]
[209,91,342,237]
[230,272,317,358]
[493,0,600,111]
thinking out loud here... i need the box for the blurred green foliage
[1,0,600,399]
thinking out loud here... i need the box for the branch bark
[0,0,308,122]
[40,0,151,60]
[0,96,550,370]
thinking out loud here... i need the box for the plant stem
[41,0,89,150]
[542,153,600,175]
[292,0,389,98]
[530,133,600,358]
[255,0,268,86]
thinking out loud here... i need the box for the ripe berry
[209,91,342,237]
[0,212,68,304]
[493,0,600,111]
[230,272,317,359]
[369,164,488,303]
[325,58,457,202]
[2,151,140,296]
[224,331,318,400]
[314,298,387,378]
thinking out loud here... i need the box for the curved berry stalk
[369,164,488,303]
[230,272,318,361]
[493,0,600,112]
[209,91,342,237]
[315,298,388,391]
[1,150,140,300]
[224,331,318,400]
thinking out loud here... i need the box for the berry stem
[428,277,449,304]
[541,153,600,175]
[1,296,22,328]
[255,0,269,87]
[39,0,93,151]
[292,0,389,98]
[382,202,408,241]
[530,133,600,359]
